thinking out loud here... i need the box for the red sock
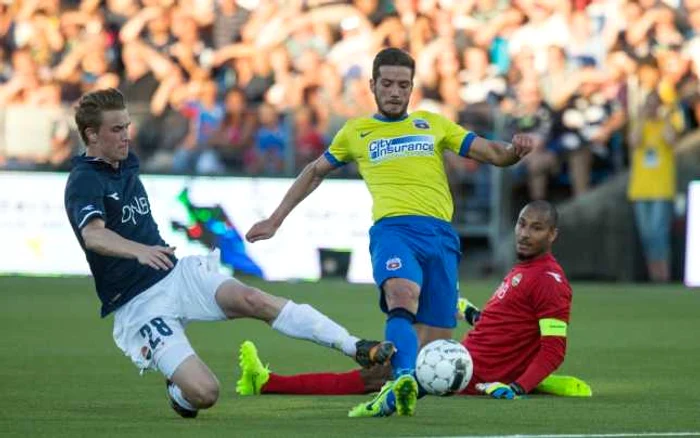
[262,369,366,395]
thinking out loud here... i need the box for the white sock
[168,383,197,412]
[271,301,360,357]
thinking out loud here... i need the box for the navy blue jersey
[64,153,177,317]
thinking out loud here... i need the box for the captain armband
[539,318,568,337]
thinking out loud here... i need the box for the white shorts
[112,252,232,378]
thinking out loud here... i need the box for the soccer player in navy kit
[64,88,394,418]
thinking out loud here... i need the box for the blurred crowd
[0,0,697,202]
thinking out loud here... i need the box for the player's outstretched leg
[215,280,395,366]
[236,341,389,395]
[236,341,270,396]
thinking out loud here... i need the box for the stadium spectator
[502,79,557,201]
[207,87,256,172]
[212,0,251,49]
[249,102,288,175]
[119,6,176,55]
[627,86,683,283]
[172,78,226,174]
[551,65,625,196]
[293,106,325,171]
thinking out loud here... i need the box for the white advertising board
[0,172,375,283]
[685,181,700,287]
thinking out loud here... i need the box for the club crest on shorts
[413,119,430,130]
[386,257,402,271]
[141,346,152,361]
[511,273,523,287]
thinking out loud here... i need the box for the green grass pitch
[1,275,699,437]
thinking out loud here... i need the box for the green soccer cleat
[236,341,270,396]
[348,380,395,418]
[347,374,418,418]
[536,374,593,397]
[393,374,418,416]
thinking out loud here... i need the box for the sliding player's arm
[439,114,536,167]
[81,220,175,270]
[65,177,174,270]
[245,125,352,243]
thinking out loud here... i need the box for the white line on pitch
[411,433,700,438]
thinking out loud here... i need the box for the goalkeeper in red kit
[236,201,591,400]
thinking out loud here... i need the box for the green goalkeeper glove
[457,297,482,326]
[475,382,525,399]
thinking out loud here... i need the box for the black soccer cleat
[354,340,396,368]
[166,380,198,419]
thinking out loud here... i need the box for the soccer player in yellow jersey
[246,48,538,417]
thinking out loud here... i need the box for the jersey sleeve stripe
[458,132,477,157]
[323,150,346,168]
[539,318,568,337]
[78,210,105,229]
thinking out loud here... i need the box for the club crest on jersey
[413,119,430,130]
[386,257,402,271]
[511,273,522,287]
[496,280,510,299]
[369,135,435,162]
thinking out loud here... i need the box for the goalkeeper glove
[475,382,525,399]
[457,297,482,326]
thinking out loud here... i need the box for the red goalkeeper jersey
[463,253,572,393]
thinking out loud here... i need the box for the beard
[516,251,532,261]
[374,94,409,119]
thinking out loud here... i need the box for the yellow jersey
[627,114,681,201]
[324,111,475,222]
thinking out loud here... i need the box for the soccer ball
[415,339,473,396]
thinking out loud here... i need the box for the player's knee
[186,379,219,409]
[384,279,419,312]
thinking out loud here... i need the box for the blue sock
[385,308,418,379]
[385,391,396,411]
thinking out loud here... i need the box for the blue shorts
[369,215,461,329]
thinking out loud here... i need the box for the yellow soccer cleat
[347,374,418,418]
[348,380,396,418]
[536,374,593,397]
[393,374,418,416]
[236,341,270,396]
